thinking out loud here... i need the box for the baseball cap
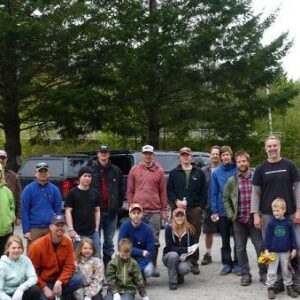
[179,147,192,155]
[98,144,110,152]
[173,207,186,216]
[142,145,154,153]
[36,162,49,171]
[0,150,7,158]
[51,214,66,225]
[129,203,143,213]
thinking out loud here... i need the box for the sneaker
[201,252,212,265]
[152,267,160,277]
[233,264,243,276]
[220,265,232,275]
[241,273,252,286]
[273,281,285,294]
[191,265,200,275]
[177,274,184,284]
[287,285,298,298]
[169,283,177,290]
[268,287,276,299]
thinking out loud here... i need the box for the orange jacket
[28,233,75,288]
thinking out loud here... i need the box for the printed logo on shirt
[265,169,287,175]
[274,225,286,237]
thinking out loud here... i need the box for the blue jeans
[100,212,118,257]
[219,216,238,266]
[40,273,83,300]
[73,231,101,258]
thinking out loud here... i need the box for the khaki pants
[27,227,49,251]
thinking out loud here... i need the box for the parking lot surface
[15,227,291,299]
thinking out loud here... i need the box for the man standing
[167,146,206,274]
[21,162,62,247]
[28,215,83,300]
[91,144,123,266]
[210,145,240,275]
[118,203,155,278]
[65,166,101,257]
[251,135,300,292]
[127,145,168,277]
[201,145,220,265]
[223,151,267,286]
[0,149,22,226]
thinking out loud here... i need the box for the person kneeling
[162,208,198,290]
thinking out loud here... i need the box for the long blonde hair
[171,209,196,237]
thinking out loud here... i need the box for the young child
[74,238,104,300]
[264,198,298,299]
[105,239,150,300]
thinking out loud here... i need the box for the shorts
[202,208,218,234]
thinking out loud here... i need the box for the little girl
[74,238,104,300]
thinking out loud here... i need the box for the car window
[155,154,180,172]
[67,158,88,177]
[18,159,64,177]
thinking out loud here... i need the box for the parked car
[17,154,90,205]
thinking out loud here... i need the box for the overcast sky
[251,0,299,80]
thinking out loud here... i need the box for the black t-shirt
[65,187,100,235]
[253,158,300,215]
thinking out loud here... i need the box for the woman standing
[0,235,40,300]
[162,208,197,290]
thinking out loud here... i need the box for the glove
[142,296,150,300]
[12,289,24,300]
[84,297,92,300]
[113,293,121,300]
[257,252,276,265]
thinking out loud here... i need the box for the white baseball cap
[142,145,154,153]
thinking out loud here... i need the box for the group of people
[0,135,300,299]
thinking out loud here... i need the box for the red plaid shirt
[238,169,254,224]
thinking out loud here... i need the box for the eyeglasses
[0,156,7,159]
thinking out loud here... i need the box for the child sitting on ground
[264,198,298,299]
[74,238,104,300]
[105,239,150,300]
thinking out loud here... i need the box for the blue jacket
[264,217,297,253]
[210,163,237,217]
[118,220,154,271]
[21,180,62,233]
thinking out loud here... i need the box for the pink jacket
[127,161,167,212]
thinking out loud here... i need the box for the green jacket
[106,256,146,297]
[223,174,239,220]
[223,169,254,220]
[0,184,15,236]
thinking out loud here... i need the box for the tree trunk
[2,10,22,172]
[148,105,160,149]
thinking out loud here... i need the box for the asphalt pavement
[14,227,291,300]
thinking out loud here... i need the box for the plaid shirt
[238,169,254,224]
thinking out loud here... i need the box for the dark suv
[17,154,90,203]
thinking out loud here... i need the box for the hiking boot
[191,265,200,275]
[169,283,177,290]
[201,252,212,265]
[268,287,276,299]
[152,267,160,277]
[287,285,298,298]
[273,281,285,294]
[241,273,252,286]
[177,274,184,284]
[233,264,243,276]
[220,265,232,275]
